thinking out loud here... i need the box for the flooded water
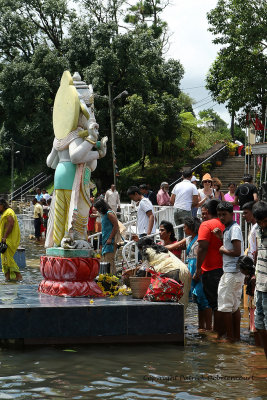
[0,239,266,400]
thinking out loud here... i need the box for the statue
[39,71,107,297]
[45,71,108,249]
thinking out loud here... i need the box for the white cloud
[163,0,231,124]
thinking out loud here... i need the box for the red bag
[144,268,184,302]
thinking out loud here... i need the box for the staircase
[8,172,52,202]
[211,156,246,192]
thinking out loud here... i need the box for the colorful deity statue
[45,71,108,249]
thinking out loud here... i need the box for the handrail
[121,209,247,267]
[9,172,50,202]
[11,172,45,195]
[169,144,227,187]
[122,223,185,267]
[88,206,175,253]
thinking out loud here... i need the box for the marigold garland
[96,274,131,297]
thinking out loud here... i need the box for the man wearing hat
[157,182,171,206]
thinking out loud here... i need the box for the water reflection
[0,285,18,303]
[0,238,265,399]
[0,338,266,400]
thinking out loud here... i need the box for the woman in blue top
[166,217,211,330]
[94,198,119,275]
[184,217,211,330]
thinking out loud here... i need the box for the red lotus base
[38,256,104,297]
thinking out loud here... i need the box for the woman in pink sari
[224,182,240,224]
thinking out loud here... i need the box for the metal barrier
[88,206,178,247]
[169,144,227,188]
[122,224,185,267]
[120,210,248,268]
[18,205,248,264]
[17,214,34,236]
[8,172,51,202]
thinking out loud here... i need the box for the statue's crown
[72,72,94,107]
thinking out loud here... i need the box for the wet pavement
[0,238,266,399]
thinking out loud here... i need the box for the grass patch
[46,182,54,194]
[118,155,183,200]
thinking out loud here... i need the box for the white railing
[119,206,247,245]
[120,209,248,268]
[153,205,175,227]
[18,205,248,263]
[122,223,185,268]
[88,206,178,250]
[8,172,51,202]
[169,144,227,188]
[235,210,248,249]
[119,204,137,223]
[17,214,34,236]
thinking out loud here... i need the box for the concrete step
[208,155,246,193]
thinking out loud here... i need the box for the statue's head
[73,72,94,109]
[53,71,99,141]
[73,72,99,141]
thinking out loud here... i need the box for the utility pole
[230,111,235,139]
[108,82,117,187]
[10,138,14,201]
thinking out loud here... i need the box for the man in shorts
[214,201,244,342]
[194,199,224,332]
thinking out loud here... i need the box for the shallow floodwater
[0,239,266,400]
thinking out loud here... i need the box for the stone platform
[0,285,184,345]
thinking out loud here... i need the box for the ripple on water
[0,238,265,399]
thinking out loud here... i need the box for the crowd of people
[32,188,52,241]
[125,168,266,357]
[0,169,266,357]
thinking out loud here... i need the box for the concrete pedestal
[0,285,184,345]
[39,248,102,297]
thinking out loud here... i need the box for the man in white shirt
[127,186,155,237]
[234,140,244,156]
[105,184,121,213]
[170,168,198,240]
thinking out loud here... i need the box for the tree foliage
[198,108,228,133]
[206,0,267,123]
[0,0,229,191]
[0,0,186,186]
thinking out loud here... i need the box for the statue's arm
[69,138,99,164]
[47,147,59,169]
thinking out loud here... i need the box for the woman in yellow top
[0,199,22,281]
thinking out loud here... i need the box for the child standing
[214,201,244,342]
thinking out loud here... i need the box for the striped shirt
[255,227,267,292]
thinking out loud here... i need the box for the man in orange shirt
[194,199,225,332]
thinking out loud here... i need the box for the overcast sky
[162,0,230,124]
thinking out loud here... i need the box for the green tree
[179,112,231,157]
[206,0,267,127]
[178,92,194,114]
[198,108,228,133]
[124,0,170,42]
[0,0,185,190]
[0,45,69,156]
[0,0,73,179]
[0,0,75,60]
